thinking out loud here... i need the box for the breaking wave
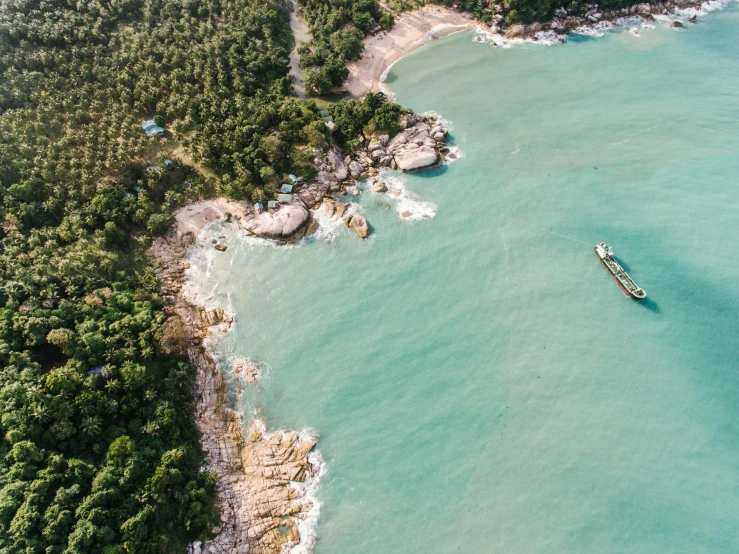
[376,174,438,221]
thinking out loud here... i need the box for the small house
[254,202,264,212]
[277,194,293,204]
[288,174,299,183]
[164,159,174,169]
[280,183,293,194]
[267,200,279,210]
[141,119,164,137]
[184,180,192,189]
[133,185,141,192]
[88,365,109,378]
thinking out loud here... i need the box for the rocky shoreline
[146,110,450,553]
[150,231,321,554]
[489,0,711,39]
[238,110,449,242]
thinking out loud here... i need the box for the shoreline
[150,206,323,554]
[148,110,453,551]
[344,6,478,97]
[345,0,720,98]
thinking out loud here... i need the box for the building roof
[254,202,264,210]
[267,200,279,208]
[288,174,299,183]
[141,120,164,137]
[277,194,293,203]
[280,183,293,193]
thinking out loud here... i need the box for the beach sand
[173,197,250,237]
[344,6,477,97]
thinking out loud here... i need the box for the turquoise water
[191,9,739,553]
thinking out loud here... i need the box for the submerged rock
[214,243,227,252]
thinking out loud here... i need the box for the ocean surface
[187,7,739,553]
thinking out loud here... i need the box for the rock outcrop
[242,202,312,242]
[501,0,710,39]
[320,197,348,219]
[395,147,440,172]
[150,228,320,554]
[343,214,370,239]
[329,113,447,177]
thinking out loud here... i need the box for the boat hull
[594,245,646,300]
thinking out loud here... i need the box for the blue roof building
[164,159,174,168]
[267,200,279,209]
[254,202,264,212]
[288,174,299,183]
[141,119,164,137]
[280,183,293,194]
[277,194,293,204]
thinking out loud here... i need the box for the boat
[594,242,646,299]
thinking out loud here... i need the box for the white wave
[309,200,362,242]
[381,174,437,221]
[423,110,454,132]
[444,145,464,165]
[473,29,566,48]
[288,443,327,554]
[572,20,617,37]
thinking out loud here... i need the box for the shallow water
[189,8,739,553]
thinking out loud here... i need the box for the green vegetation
[0,0,417,550]
[329,93,408,150]
[297,0,393,94]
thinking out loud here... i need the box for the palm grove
[0,0,412,551]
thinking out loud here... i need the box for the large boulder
[242,203,311,241]
[371,181,388,193]
[348,160,364,178]
[395,147,440,172]
[343,214,370,239]
[321,198,348,219]
[505,24,526,37]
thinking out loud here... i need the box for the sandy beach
[344,6,477,97]
[173,197,249,237]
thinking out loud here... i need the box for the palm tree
[81,415,103,436]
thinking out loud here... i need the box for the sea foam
[375,173,438,221]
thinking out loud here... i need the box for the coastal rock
[215,243,227,252]
[395,147,440,172]
[233,360,260,383]
[343,214,370,239]
[335,166,350,182]
[505,24,526,37]
[672,19,683,27]
[149,226,320,554]
[371,181,388,193]
[242,203,311,241]
[321,197,348,219]
[688,14,697,23]
[348,160,364,178]
[387,133,408,152]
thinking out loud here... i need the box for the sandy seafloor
[187,5,739,552]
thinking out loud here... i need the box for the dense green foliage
[328,93,408,149]
[297,0,393,94]
[0,0,451,550]
[0,0,341,550]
